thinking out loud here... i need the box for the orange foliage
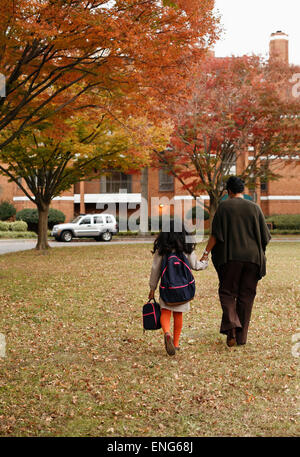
[0,0,219,149]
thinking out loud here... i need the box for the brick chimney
[269,31,289,64]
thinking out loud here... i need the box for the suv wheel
[101,231,112,242]
[61,230,73,242]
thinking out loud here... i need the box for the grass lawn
[0,242,299,437]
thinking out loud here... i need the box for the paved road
[0,238,154,255]
[0,237,299,255]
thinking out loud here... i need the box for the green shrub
[0,200,16,221]
[0,221,10,231]
[266,214,300,230]
[186,206,210,221]
[16,208,38,225]
[47,208,66,228]
[10,220,28,232]
[16,208,66,232]
[0,231,37,239]
[119,216,189,232]
[270,229,300,235]
[117,214,208,232]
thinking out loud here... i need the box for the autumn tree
[0,0,219,248]
[154,56,300,224]
[0,0,219,150]
[0,111,171,249]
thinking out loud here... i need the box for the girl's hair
[152,220,196,256]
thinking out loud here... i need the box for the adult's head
[226,176,245,197]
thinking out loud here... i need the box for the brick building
[256,31,300,216]
[1,31,299,222]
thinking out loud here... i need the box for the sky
[213,0,300,65]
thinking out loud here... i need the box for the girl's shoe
[164,333,176,356]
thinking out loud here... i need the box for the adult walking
[201,176,271,347]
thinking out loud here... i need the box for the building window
[100,172,132,193]
[222,153,236,176]
[260,161,270,193]
[260,181,268,193]
[159,169,174,192]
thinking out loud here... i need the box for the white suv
[51,213,118,242]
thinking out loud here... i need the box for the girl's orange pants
[160,308,183,348]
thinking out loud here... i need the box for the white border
[74,193,142,204]
[13,194,300,203]
[270,35,288,41]
[13,196,74,201]
[260,196,300,201]
[174,195,209,200]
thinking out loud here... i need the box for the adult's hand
[201,235,217,262]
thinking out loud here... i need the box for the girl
[148,222,208,356]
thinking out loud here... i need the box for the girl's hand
[148,290,155,300]
[200,254,209,262]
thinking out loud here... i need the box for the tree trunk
[36,203,50,250]
[208,195,218,231]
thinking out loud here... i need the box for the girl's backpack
[159,252,195,305]
[142,299,161,331]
